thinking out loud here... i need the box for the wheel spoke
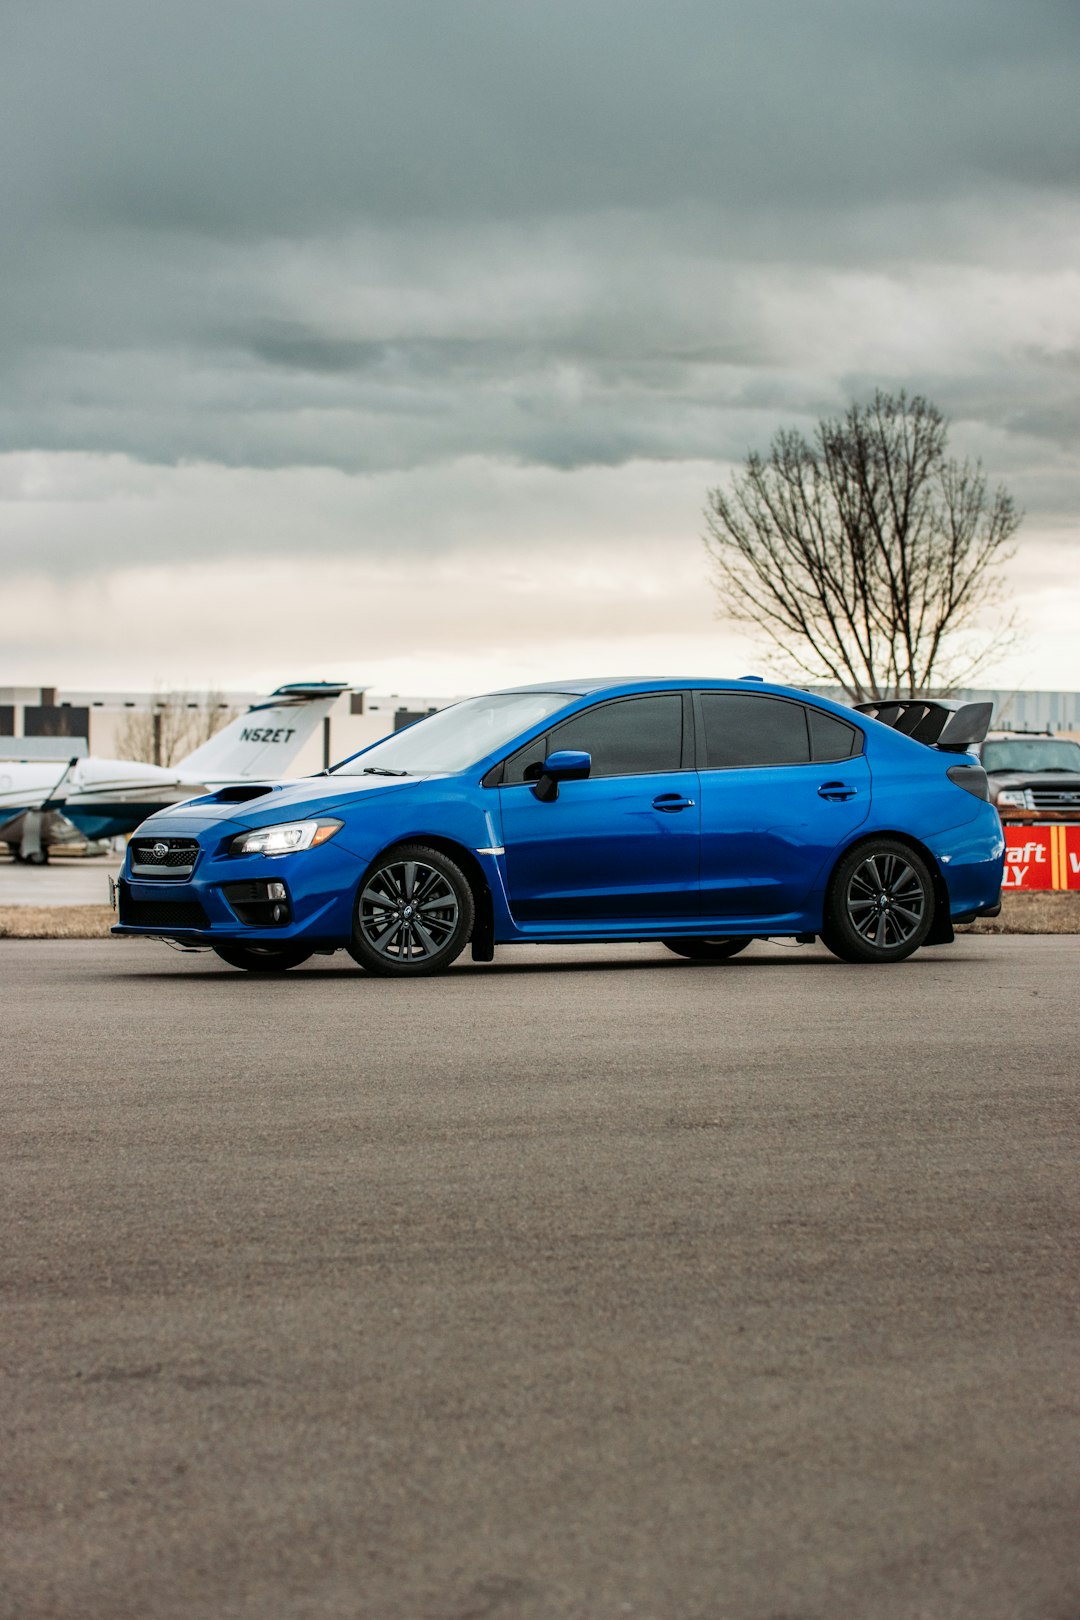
[411,917,439,955]
[362,882,396,910]
[372,917,403,952]
[414,868,444,906]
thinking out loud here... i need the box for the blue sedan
[112,678,1004,973]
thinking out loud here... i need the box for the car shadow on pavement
[105,946,973,981]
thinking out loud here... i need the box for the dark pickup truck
[977,733,1080,822]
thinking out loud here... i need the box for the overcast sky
[2,0,1078,696]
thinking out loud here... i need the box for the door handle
[652,793,695,812]
[818,781,857,801]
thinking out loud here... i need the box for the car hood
[989,769,1080,789]
[134,772,428,837]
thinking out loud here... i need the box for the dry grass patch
[957,892,1080,935]
[0,906,115,939]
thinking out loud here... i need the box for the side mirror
[533,749,591,802]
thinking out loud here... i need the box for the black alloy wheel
[212,943,314,972]
[661,936,753,961]
[821,839,934,963]
[349,844,475,977]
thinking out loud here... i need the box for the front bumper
[111,839,365,946]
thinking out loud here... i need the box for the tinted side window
[699,693,810,768]
[547,694,684,778]
[807,707,860,762]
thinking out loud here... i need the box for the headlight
[230,818,343,857]
[995,789,1031,809]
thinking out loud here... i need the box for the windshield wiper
[362,766,410,776]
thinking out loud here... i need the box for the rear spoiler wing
[852,698,993,752]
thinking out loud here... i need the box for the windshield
[332,691,575,776]
[982,739,1080,774]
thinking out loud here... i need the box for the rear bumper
[930,807,1006,920]
[951,897,1003,924]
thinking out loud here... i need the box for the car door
[695,691,871,921]
[498,692,700,923]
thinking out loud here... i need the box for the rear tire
[821,840,934,964]
[661,936,753,961]
[212,943,314,972]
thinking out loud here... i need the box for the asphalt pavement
[3,935,1079,1620]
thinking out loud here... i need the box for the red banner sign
[1001,826,1080,890]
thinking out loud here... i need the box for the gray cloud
[0,0,1077,685]
[6,0,1078,235]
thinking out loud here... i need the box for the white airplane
[0,681,349,863]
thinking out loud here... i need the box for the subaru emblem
[152,842,169,860]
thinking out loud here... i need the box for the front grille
[129,837,199,878]
[1029,788,1080,811]
[118,884,209,930]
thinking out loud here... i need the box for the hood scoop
[205,783,278,803]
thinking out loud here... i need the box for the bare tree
[115,690,239,766]
[703,390,1021,700]
[185,689,239,749]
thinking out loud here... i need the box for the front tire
[821,840,934,964]
[349,845,475,977]
[661,936,752,961]
[212,943,314,972]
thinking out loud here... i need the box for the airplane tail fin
[176,682,350,783]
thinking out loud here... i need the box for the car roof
[491,676,822,698]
